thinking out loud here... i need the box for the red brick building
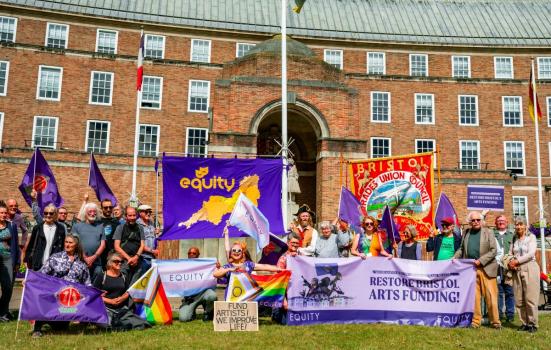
[0,0,550,240]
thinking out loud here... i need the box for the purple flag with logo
[19,270,108,323]
[435,193,460,230]
[338,186,363,230]
[379,205,400,253]
[259,233,288,265]
[18,148,64,211]
[88,153,118,206]
[160,156,284,240]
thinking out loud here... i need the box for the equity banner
[287,256,475,327]
[160,157,284,240]
[349,153,434,239]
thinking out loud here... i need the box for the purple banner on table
[160,156,284,240]
[287,256,475,327]
[466,185,504,211]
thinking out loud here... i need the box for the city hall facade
[0,0,551,239]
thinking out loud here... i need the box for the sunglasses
[470,219,482,223]
[365,222,374,226]
[112,260,123,264]
[231,249,243,254]
[441,224,452,228]
[43,211,55,216]
[103,206,113,210]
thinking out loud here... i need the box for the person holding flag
[427,218,461,261]
[351,216,391,259]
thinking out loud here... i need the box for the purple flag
[259,233,288,265]
[88,154,118,206]
[160,156,284,240]
[338,186,363,230]
[378,205,400,253]
[19,270,108,323]
[18,148,64,211]
[435,193,460,230]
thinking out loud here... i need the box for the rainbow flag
[225,271,291,307]
[129,267,172,325]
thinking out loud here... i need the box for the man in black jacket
[99,199,120,269]
[426,217,461,260]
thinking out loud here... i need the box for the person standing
[508,217,539,333]
[396,225,422,260]
[113,205,125,225]
[71,203,105,282]
[426,218,461,260]
[113,207,145,285]
[99,199,120,269]
[454,211,500,329]
[310,221,350,258]
[137,204,159,271]
[0,204,18,322]
[6,199,28,250]
[493,215,515,323]
[290,205,318,256]
[333,218,353,257]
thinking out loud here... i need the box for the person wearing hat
[290,205,319,256]
[137,204,160,272]
[426,217,462,260]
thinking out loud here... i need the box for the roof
[2,0,551,47]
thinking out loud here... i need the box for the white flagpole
[131,30,144,207]
[281,0,289,230]
[532,59,547,275]
[155,162,159,228]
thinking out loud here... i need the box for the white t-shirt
[42,223,57,264]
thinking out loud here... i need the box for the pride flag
[128,267,172,325]
[528,61,543,122]
[225,271,291,307]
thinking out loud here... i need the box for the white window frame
[144,34,165,59]
[537,57,551,80]
[452,56,471,78]
[45,22,69,49]
[36,65,63,101]
[236,42,255,58]
[0,16,17,43]
[494,56,514,79]
[459,140,480,170]
[414,93,435,125]
[458,95,479,126]
[190,39,212,63]
[0,112,4,148]
[138,123,160,157]
[187,80,210,113]
[409,54,428,77]
[323,49,343,70]
[95,29,118,54]
[370,91,391,123]
[366,52,386,75]
[415,138,437,168]
[85,120,111,153]
[140,75,163,110]
[370,137,392,158]
[503,141,525,176]
[185,127,209,157]
[512,196,528,221]
[502,96,523,127]
[0,60,9,96]
[32,115,59,149]
[89,71,114,106]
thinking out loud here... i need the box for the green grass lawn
[2,314,550,350]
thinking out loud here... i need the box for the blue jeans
[498,279,515,319]
[0,255,13,317]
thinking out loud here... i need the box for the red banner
[349,153,435,239]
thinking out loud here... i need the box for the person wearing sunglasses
[351,216,392,259]
[29,189,69,235]
[0,203,19,322]
[453,211,500,329]
[426,217,461,261]
[23,204,66,272]
[99,199,120,270]
[93,251,149,330]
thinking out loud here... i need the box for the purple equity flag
[259,233,288,265]
[379,205,400,253]
[160,156,284,240]
[18,148,64,211]
[435,192,460,230]
[338,186,363,231]
[88,153,118,206]
[19,270,108,323]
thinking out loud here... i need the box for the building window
[236,43,255,58]
[96,29,118,54]
[458,95,478,125]
[502,96,523,126]
[371,92,390,122]
[85,120,110,154]
[138,124,159,156]
[45,23,69,49]
[452,56,470,78]
[188,80,210,113]
[371,138,391,158]
[504,141,525,176]
[186,128,208,157]
[141,76,162,109]
[512,196,528,221]
[415,139,436,167]
[191,39,211,63]
[37,66,63,101]
[415,93,434,124]
[0,112,4,148]
[324,49,343,70]
[459,140,480,170]
[410,54,428,77]
[0,16,17,43]
[367,52,385,75]
[538,57,551,79]
[494,57,513,79]
[0,61,8,96]
[89,71,114,105]
[145,34,165,59]
[32,116,58,149]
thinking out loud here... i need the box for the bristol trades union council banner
[287,256,475,327]
[349,153,434,239]
[160,157,284,240]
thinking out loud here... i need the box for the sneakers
[518,324,529,331]
[31,331,43,338]
[0,315,10,323]
[527,326,538,333]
